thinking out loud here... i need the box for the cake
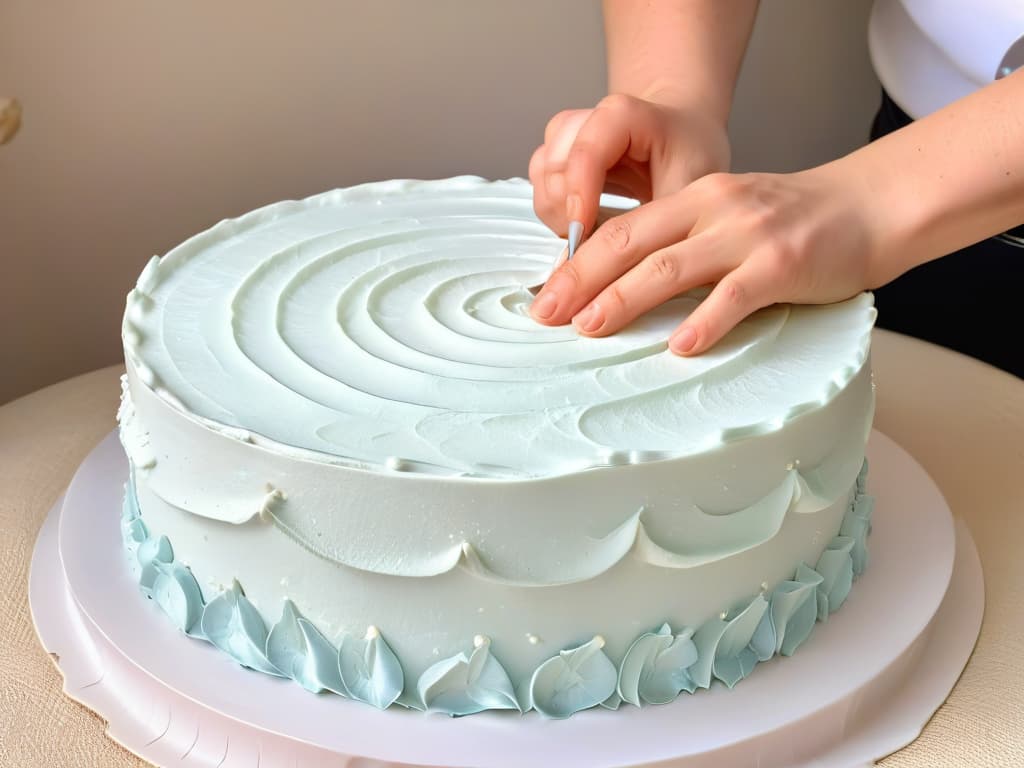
[118,176,876,718]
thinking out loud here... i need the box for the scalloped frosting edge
[121,459,873,718]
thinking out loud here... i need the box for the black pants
[869,90,1022,379]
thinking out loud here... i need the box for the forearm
[603,0,759,126]
[834,69,1024,283]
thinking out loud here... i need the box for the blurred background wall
[0,0,879,405]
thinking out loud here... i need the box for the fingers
[530,109,591,235]
[529,192,699,326]
[563,95,660,231]
[530,144,567,237]
[571,234,729,336]
[668,257,778,356]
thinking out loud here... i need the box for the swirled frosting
[123,176,875,481]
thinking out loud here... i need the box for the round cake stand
[30,430,983,768]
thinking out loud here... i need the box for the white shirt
[868,0,1024,118]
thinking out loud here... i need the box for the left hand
[529,164,893,355]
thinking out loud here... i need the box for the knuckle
[718,275,748,309]
[598,93,634,113]
[545,110,572,141]
[760,233,800,273]
[696,172,737,198]
[556,259,583,288]
[528,146,546,181]
[602,283,628,313]
[596,216,632,255]
[647,250,680,284]
[566,140,596,167]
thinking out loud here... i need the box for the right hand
[528,93,732,238]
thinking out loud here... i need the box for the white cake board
[30,430,983,768]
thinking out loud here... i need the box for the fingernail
[530,290,559,320]
[566,193,582,221]
[567,220,583,260]
[574,302,604,333]
[669,326,697,354]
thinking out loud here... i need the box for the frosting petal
[417,636,519,715]
[815,536,855,620]
[137,534,173,596]
[842,493,874,576]
[337,628,404,709]
[200,579,284,676]
[266,599,347,695]
[692,595,769,689]
[617,623,698,706]
[120,487,149,581]
[856,458,869,495]
[751,563,824,660]
[528,636,618,719]
[151,561,205,637]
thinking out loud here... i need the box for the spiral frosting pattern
[123,176,875,479]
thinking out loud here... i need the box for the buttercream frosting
[119,459,875,716]
[122,177,874,482]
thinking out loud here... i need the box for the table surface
[2,329,1022,768]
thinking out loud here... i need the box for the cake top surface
[123,176,875,479]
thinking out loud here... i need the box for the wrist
[810,152,925,289]
[633,78,732,130]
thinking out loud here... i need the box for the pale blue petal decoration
[841,493,874,576]
[337,627,404,709]
[121,481,150,580]
[815,536,855,620]
[528,636,618,719]
[396,688,427,711]
[200,579,284,676]
[266,599,347,695]
[600,691,623,710]
[856,458,869,495]
[617,623,698,706]
[714,594,769,687]
[417,635,519,715]
[692,595,769,689]
[137,534,173,596]
[151,561,205,637]
[751,564,824,660]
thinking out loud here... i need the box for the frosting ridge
[123,177,876,481]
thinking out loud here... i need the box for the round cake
[118,176,877,717]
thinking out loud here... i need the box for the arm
[844,68,1024,283]
[604,0,758,122]
[532,68,1024,356]
[529,1,758,238]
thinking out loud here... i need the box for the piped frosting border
[121,461,872,719]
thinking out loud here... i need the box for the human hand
[529,164,892,355]
[528,93,731,238]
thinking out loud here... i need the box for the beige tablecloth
[2,330,1022,767]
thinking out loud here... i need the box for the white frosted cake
[118,176,877,718]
